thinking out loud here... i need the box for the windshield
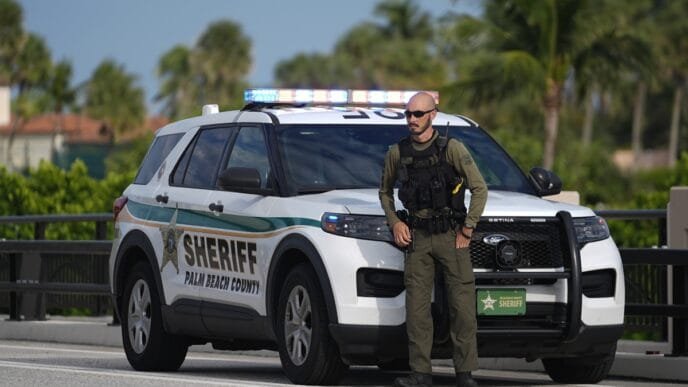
[276,124,535,195]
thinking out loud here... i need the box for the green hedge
[0,160,134,240]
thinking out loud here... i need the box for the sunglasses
[404,108,436,118]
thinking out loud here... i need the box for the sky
[18,0,481,114]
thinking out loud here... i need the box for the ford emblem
[483,234,509,246]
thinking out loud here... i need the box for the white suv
[109,89,624,385]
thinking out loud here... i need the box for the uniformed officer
[379,92,487,387]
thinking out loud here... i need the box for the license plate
[476,288,526,316]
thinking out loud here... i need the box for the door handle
[155,194,169,204]
[208,202,224,213]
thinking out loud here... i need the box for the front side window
[225,126,272,190]
[173,127,232,189]
[134,133,184,185]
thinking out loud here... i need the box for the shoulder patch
[461,153,473,166]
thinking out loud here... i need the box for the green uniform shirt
[379,130,488,229]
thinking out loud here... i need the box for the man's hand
[456,227,473,249]
[392,221,412,247]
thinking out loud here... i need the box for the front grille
[470,219,570,269]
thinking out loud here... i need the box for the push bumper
[329,322,624,364]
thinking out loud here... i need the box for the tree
[44,60,76,160]
[276,0,444,90]
[655,2,688,167]
[572,1,653,147]
[0,0,23,85]
[84,59,145,142]
[6,33,51,169]
[156,20,252,118]
[194,20,251,109]
[374,0,432,40]
[156,45,195,119]
[442,0,650,169]
[275,53,344,88]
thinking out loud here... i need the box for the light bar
[244,88,439,106]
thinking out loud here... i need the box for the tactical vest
[397,135,467,218]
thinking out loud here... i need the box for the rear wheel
[276,263,348,384]
[543,346,616,384]
[121,262,188,371]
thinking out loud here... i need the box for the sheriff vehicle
[109,89,624,385]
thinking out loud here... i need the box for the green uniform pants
[404,229,478,374]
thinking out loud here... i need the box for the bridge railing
[0,213,112,321]
[0,208,686,354]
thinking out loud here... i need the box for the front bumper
[329,322,624,364]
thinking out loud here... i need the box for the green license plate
[476,288,526,316]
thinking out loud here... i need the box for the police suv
[109,89,624,385]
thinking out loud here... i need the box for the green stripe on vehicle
[127,200,320,232]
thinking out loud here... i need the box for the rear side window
[134,133,184,185]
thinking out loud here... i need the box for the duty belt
[396,210,464,234]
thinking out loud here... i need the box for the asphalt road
[0,340,681,387]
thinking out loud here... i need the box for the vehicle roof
[155,106,476,136]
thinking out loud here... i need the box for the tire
[121,261,188,371]
[276,263,348,385]
[377,358,411,371]
[543,346,616,384]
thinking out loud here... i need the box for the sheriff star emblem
[481,291,496,311]
[159,208,183,273]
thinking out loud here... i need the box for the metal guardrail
[0,213,112,321]
[0,210,686,353]
[597,209,688,355]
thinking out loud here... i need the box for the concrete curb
[1,315,687,381]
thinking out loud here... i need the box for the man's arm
[448,140,488,247]
[379,145,401,228]
[460,145,487,228]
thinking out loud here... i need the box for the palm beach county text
[183,234,260,295]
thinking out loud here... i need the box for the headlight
[321,213,393,242]
[573,216,610,244]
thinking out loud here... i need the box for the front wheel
[121,261,188,371]
[542,346,616,384]
[276,263,348,384]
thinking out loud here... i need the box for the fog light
[496,241,521,269]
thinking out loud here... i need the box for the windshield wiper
[297,188,335,194]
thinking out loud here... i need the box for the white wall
[0,133,63,170]
[0,86,9,127]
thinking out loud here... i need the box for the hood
[297,189,596,218]
[482,190,594,218]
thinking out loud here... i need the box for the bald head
[405,92,437,141]
[406,92,436,111]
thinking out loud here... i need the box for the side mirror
[217,167,261,193]
[529,167,562,196]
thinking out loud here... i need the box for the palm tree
[0,0,23,86]
[374,0,433,40]
[655,1,688,167]
[44,60,76,161]
[443,0,651,169]
[156,45,195,119]
[6,33,51,169]
[275,53,342,88]
[156,21,252,115]
[84,59,145,142]
[333,0,443,89]
[193,20,251,109]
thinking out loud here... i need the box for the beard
[409,119,431,136]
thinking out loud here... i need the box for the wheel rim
[127,278,152,354]
[284,285,312,366]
